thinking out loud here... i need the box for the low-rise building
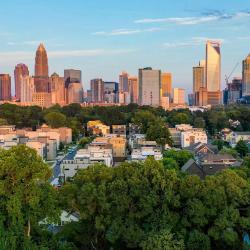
[112,125,126,135]
[226,131,250,147]
[87,120,110,135]
[61,147,113,179]
[131,147,163,161]
[181,129,207,148]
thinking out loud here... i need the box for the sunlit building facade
[0,74,11,101]
[161,72,172,98]
[206,41,221,105]
[14,63,29,100]
[139,67,161,106]
[242,54,250,97]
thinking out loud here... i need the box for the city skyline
[1,0,250,93]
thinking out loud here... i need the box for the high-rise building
[103,82,119,103]
[206,41,221,105]
[91,79,104,103]
[34,43,49,92]
[0,74,11,101]
[128,76,138,104]
[50,73,66,106]
[32,92,52,108]
[224,77,243,105]
[119,72,129,92]
[20,76,34,102]
[14,64,29,100]
[242,54,250,97]
[64,69,82,88]
[193,60,206,105]
[161,72,172,98]
[67,82,83,104]
[173,88,185,105]
[138,67,161,106]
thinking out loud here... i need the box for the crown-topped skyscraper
[35,43,48,77]
[34,43,50,92]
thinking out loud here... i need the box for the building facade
[139,67,161,106]
[14,63,29,100]
[206,41,221,105]
[0,74,11,101]
[242,54,250,97]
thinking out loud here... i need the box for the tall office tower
[206,41,221,105]
[64,69,82,88]
[50,73,66,106]
[20,76,34,102]
[86,90,92,103]
[67,82,83,104]
[128,76,138,104]
[119,71,129,92]
[14,63,29,100]
[0,74,11,101]
[161,72,172,98]
[224,77,243,105]
[104,82,119,103]
[91,78,104,103]
[242,54,250,97]
[193,60,206,105]
[173,88,185,105]
[138,67,161,106]
[34,43,49,92]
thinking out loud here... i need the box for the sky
[1,0,250,94]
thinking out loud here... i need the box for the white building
[131,147,163,161]
[226,131,250,147]
[181,129,207,148]
[61,147,113,179]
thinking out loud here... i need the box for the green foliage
[78,137,92,148]
[44,112,67,128]
[0,145,60,248]
[220,148,239,158]
[235,140,249,158]
[141,229,184,250]
[194,117,206,128]
[212,139,227,151]
[187,230,211,250]
[163,149,194,168]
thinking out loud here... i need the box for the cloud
[7,40,46,46]
[163,37,225,48]
[0,48,136,63]
[92,27,164,36]
[135,11,250,25]
[237,36,250,40]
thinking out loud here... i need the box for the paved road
[50,146,78,184]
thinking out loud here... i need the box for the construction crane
[225,62,240,86]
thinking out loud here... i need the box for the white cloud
[0,48,136,63]
[92,27,164,36]
[163,37,225,48]
[135,11,250,25]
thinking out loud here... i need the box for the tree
[212,139,225,151]
[194,117,205,128]
[163,149,193,167]
[235,140,249,158]
[162,157,179,170]
[0,145,59,247]
[187,230,211,250]
[146,119,173,147]
[78,137,92,148]
[0,118,8,125]
[141,229,184,250]
[44,112,66,128]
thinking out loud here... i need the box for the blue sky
[1,0,250,93]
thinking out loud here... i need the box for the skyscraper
[91,79,104,103]
[50,73,66,106]
[161,72,172,98]
[193,60,206,105]
[103,82,119,103]
[173,88,185,105]
[138,67,161,106]
[242,54,250,97]
[0,74,11,101]
[119,72,129,92]
[34,43,49,92]
[20,76,34,102]
[67,82,83,104]
[128,76,138,104]
[206,41,221,105]
[14,63,29,100]
[64,69,82,88]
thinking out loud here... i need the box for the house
[182,153,241,178]
[112,125,126,135]
[131,147,163,161]
[226,131,250,147]
[184,142,218,159]
[87,120,110,135]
